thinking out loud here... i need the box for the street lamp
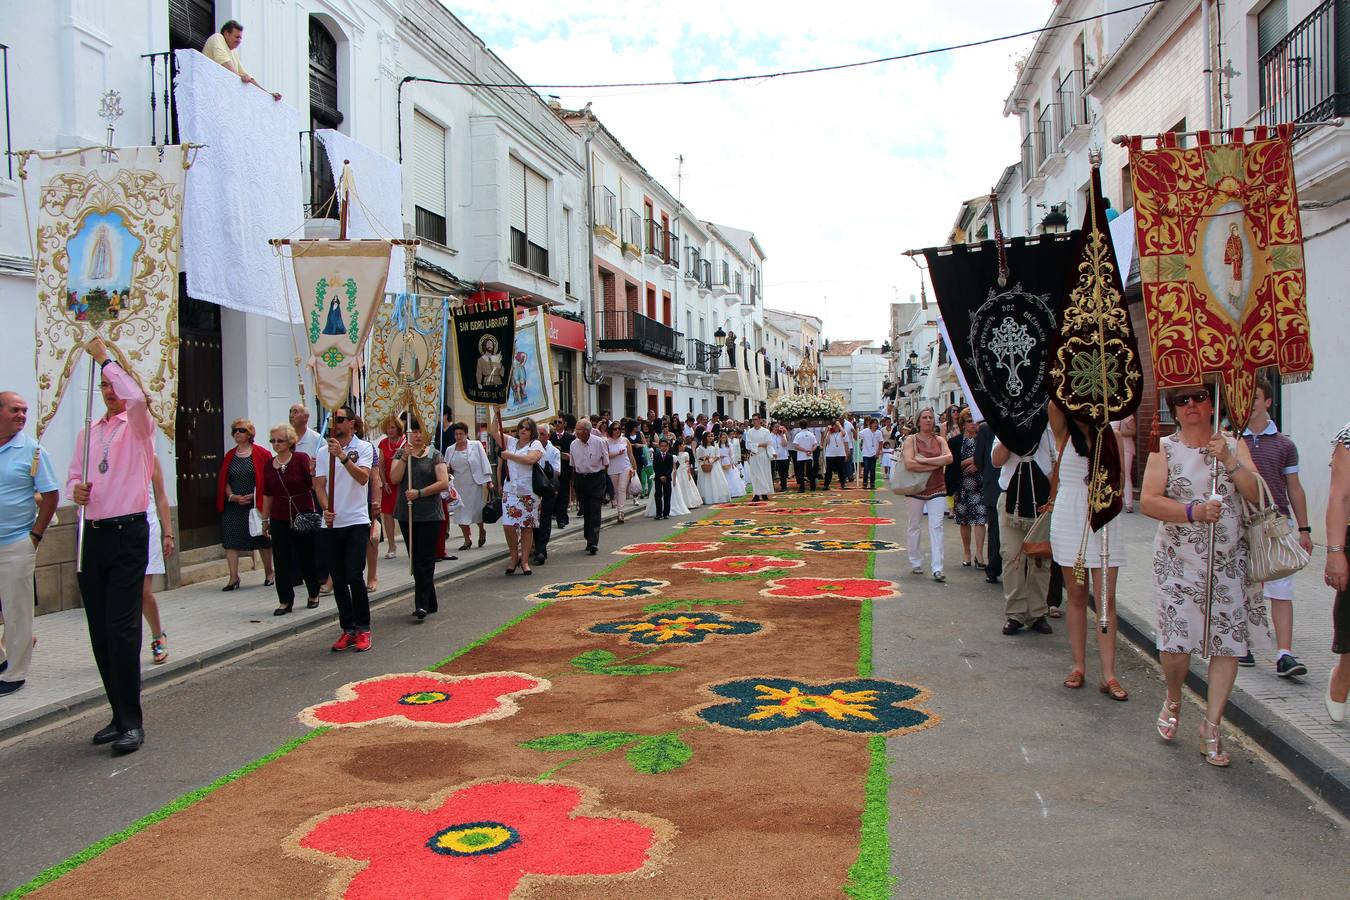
[1040,203,1069,234]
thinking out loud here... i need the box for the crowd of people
[1,346,1347,763]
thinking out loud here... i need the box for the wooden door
[175,289,224,551]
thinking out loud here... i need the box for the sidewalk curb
[1,509,627,744]
[1114,602,1350,818]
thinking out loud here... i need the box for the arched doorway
[308,17,342,220]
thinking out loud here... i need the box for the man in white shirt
[683,415,696,439]
[315,406,375,652]
[743,414,775,500]
[770,423,791,492]
[791,421,819,492]
[859,417,882,489]
[202,20,282,101]
[842,416,858,486]
[532,422,563,565]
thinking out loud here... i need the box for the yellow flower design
[745,685,880,722]
[616,616,734,642]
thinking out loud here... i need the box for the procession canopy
[1126,124,1313,433]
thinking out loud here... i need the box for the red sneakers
[352,631,372,652]
[330,631,356,652]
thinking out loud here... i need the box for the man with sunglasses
[315,406,374,652]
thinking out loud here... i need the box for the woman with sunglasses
[216,417,275,591]
[260,423,322,615]
[489,407,544,574]
[1140,385,1267,766]
[389,416,450,619]
[605,421,638,523]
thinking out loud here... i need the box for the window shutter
[525,166,548,241]
[1257,0,1288,57]
[412,112,446,217]
[509,157,526,233]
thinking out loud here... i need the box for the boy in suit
[651,438,674,519]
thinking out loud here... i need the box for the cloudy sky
[446,0,1044,340]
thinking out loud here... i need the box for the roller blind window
[413,112,447,245]
[509,157,549,276]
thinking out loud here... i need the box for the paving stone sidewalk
[1111,511,1350,812]
[0,504,627,741]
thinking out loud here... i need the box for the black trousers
[861,456,878,488]
[773,459,790,492]
[555,471,571,527]
[793,457,816,491]
[1048,562,1064,609]
[823,456,846,489]
[398,519,439,613]
[534,492,556,558]
[575,471,606,549]
[325,524,370,631]
[310,490,329,584]
[984,501,1002,580]
[271,519,321,606]
[811,448,822,488]
[78,514,149,733]
[654,477,672,517]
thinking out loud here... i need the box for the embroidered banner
[1128,125,1312,430]
[453,291,515,407]
[366,294,447,434]
[923,235,1077,455]
[32,145,187,438]
[290,241,392,411]
[1049,165,1144,532]
[502,309,556,427]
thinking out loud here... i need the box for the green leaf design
[520,731,642,752]
[593,664,681,676]
[626,733,693,774]
[570,650,617,672]
[641,598,745,613]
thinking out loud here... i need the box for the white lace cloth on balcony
[315,129,406,296]
[174,49,303,322]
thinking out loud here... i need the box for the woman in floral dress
[488,407,544,576]
[1140,385,1268,767]
[950,412,987,567]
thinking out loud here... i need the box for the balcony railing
[141,50,175,147]
[510,228,549,276]
[700,260,713,290]
[1056,69,1087,141]
[622,208,643,249]
[715,260,731,286]
[686,247,702,278]
[686,338,721,373]
[1035,106,1055,167]
[0,43,10,178]
[666,233,680,267]
[646,219,665,256]
[734,272,744,296]
[597,309,684,363]
[1020,133,1034,186]
[594,185,617,233]
[1259,0,1350,132]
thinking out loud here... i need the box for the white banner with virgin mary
[32,145,187,438]
[501,309,556,427]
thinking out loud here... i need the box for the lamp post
[1040,203,1069,234]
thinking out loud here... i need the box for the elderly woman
[445,421,493,550]
[902,407,953,583]
[260,422,322,615]
[216,417,274,591]
[390,416,450,620]
[1141,385,1266,766]
[376,415,406,561]
[1324,423,1350,723]
[489,407,544,575]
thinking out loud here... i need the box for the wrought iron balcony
[686,338,721,373]
[666,233,680,269]
[622,208,643,250]
[141,50,176,148]
[1035,106,1055,167]
[1020,133,1034,187]
[594,185,618,233]
[700,259,713,290]
[597,309,684,363]
[1056,68,1087,142]
[1259,0,1350,133]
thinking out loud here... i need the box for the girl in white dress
[720,433,746,497]
[696,432,731,504]
[677,438,704,509]
[645,448,691,518]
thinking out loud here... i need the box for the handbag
[890,437,932,496]
[1020,432,1068,562]
[532,460,558,496]
[247,507,265,538]
[281,474,322,533]
[1241,473,1311,582]
[482,487,503,524]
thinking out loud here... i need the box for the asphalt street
[1,501,1345,897]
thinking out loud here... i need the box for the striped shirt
[1242,422,1298,517]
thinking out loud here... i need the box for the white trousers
[0,537,37,683]
[906,495,946,573]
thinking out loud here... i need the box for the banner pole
[75,353,96,573]
[1200,380,1222,660]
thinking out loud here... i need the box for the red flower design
[712,500,773,509]
[299,672,549,729]
[615,541,722,555]
[812,516,896,527]
[292,780,668,900]
[759,577,901,600]
[671,555,805,575]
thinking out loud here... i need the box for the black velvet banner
[923,235,1077,456]
[453,291,516,406]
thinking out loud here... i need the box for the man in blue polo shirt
[0,391,60,695]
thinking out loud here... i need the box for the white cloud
[442,0,1043,338]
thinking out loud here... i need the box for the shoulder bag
[1241,472,1311,582]
[482,482,503,524]
[890,436,933,496]
[1015,433,1066,563]
[533,459,558,497]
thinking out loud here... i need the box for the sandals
[384,550,397,560]
[151,632,169,665]
[1098,678,1129,702]
[1063,669,1085,689]
[1156,697,1181,742]
[1200,718,1230,767]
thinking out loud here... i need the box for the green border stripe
[3,728,329,899]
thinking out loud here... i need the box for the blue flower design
[696,677,938,736]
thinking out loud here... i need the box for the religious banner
[1128,124,1313,430]
[453,291,515,407]
[502,308,556,427]
[30,145,188,438]
[290,241,393,411]
[923,234,1078,455]
[1049,165,1144,534]
[366,294,447,434]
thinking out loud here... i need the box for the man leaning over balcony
[203,20,282,102]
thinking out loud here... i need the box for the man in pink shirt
[67,337,155,754]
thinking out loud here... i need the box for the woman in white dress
[677,437,704,509]
[489,408,544,576]
[720,432,746,497]
[605,421,639,523]
[445,422,493,550]
[696,432,731,504]
[744,415,775,500]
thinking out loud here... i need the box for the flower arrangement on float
[768,393,845,424]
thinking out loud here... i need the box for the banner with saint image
[501,308,556,427]
[366,294,447,435]
[453,291,516,406]
[32,145,188,438]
